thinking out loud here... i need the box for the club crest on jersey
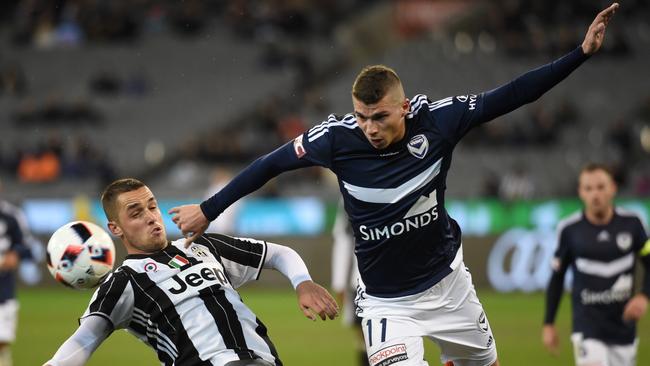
[407,134,428,159]
[190,245,209,258]
[477,311,489,332]
[293,134,306,158]
[616,232,632,251]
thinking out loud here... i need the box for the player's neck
[584,207,614,226]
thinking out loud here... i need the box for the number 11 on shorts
[366,318,387,347]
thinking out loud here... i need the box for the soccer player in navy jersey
[543,163,649,366]
[171,4,620,365]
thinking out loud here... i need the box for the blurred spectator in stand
[17,146,60,183]
[607,118,634,160]
[90,70,122,97]
[0,63,28,98]
[481,171,501,198]
[499,164,535,201]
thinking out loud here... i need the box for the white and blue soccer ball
[47,221,115,289]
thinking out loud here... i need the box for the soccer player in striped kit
[171,4,620,365]
[44,178,338,366]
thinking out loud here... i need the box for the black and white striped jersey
[81,233,282,366]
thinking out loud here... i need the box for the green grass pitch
[17,287,650,365]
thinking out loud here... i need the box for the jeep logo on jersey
[616,232,632,251]
[167,265,230,294]
[407,134,428,159]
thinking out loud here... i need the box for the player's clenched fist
[296,280,339,321]
[168,204,209,247]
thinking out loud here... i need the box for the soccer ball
[47,221,115,289]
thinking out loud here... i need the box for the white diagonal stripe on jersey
[307,114,356,137]
[132,309,178,357]
[342,157,443,204]
[575,253,635,278]
[308,120,358,142]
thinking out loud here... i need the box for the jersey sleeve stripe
[307,120,358,142]
[207,235,265,268]
[408,95,453,118]
[256,241,268,281]
[307,114,357,140]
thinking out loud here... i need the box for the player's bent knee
[224,359,274,366]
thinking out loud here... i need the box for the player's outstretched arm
[43,316,112,366]
[472,3,620,127]
[263,243,339,321]
[170,142,313,247]
[581,3,619,55]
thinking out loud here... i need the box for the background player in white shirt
[331,201,368,366]
[44,178,338,366]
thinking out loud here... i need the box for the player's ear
[107,221,122,237]
[401,98,410,117]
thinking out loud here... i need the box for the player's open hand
[581,2,619,55]
[168,204,209,247]
[542,324,560,356]
[623,293,648,322]
[296,280,339,321]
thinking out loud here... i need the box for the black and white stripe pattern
[130,307,179,361]
[80,238,279,365]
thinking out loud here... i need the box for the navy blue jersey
[202,47,589,297]
[296,94,484,296]
[545,209,650,344]
[0,210,24,303]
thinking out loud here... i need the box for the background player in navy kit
[170,4,620,366]
[543,163,650,366]
[44,178,338,366]
[0,197,30,366]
